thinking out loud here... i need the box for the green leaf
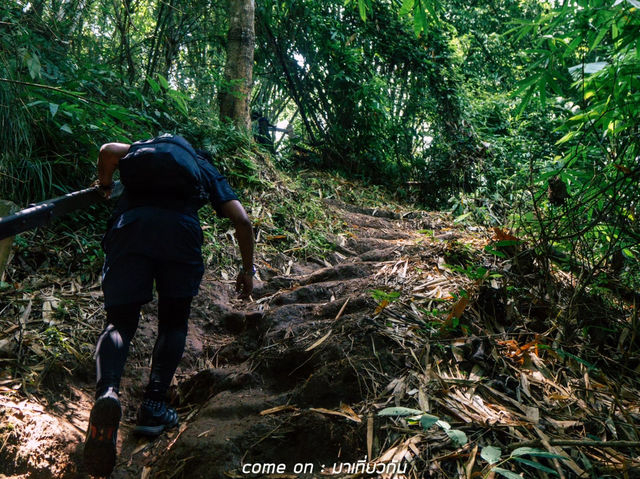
[26,100,47,108]
[146,76,160,93]
[358,0,367,21]
[446,429,468,446]
[589,27,608,52]
[413,1,427,36]
[370,290,401,302]
[378,407,423,416]
[157,74,170,89]
[515,84,535,117]
[484,245,507,258]
[511,447,566,460]
[555,130,576,145]
[422,0,437,20]
[513,74,541,96]
[26,53,41,80]
[494,240,521,247]
[513,457,558,474]
[493,467,523,479]
[60,124,73,134]
[436,419,451,430]
[563,36,582,58]
[399,0,415,15]
[168,90,188,116]
[419,414,439,429]
[454,212,472,223]
[49,103,59,118]
[481,445,502,464]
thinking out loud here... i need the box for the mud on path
[1,199,449,478]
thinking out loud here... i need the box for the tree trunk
[219,0,255,130]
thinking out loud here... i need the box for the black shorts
[101,206,205,308]
[102,254,204,308]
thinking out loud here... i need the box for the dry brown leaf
[334,297,350,320]
[465,444,478,479]
[265,235,287,241]
[367,413,374,460]
[492,227,520,242]
[614,163,632,175]
[449,296,469,320]
[374,299,389,315]
[259,405,299,416]
[339,403,361,422]
[439,296,470,333]
[304,330,332,352]
[309,407,362,422]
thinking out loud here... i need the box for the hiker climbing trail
[2,198,638,478]
[120,200,429,478]
[0,199,434,478]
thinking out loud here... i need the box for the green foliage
[370,289,401,303]
[378,407,468,446]
[510,0,640,292]
[3,0,638,295]
[257,0,443,195]
[0,0,228,205]
[476,446,568,478]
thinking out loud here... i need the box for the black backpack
[119,135,207,201]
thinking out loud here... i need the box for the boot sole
[83,396,121,477]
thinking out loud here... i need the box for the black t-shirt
[195,157,239,214]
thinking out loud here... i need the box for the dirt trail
[1,199,440,478]
[4,195,640,479]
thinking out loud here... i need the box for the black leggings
[95,296,192,401]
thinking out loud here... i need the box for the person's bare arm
[97,142,130,197]
[219,200,255,298]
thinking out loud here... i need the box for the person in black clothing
[83,136,255,477]
[251,111,275,150]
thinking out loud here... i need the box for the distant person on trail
[251,111,275,151]
[83,134,255,477]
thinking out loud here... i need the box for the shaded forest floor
[1,186,639,478]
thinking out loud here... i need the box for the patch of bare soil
[2,198,639,478]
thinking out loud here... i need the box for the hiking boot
[133,399,179,437]
[83,388,121,477]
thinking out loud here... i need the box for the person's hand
[235,272,254,299]
[92,179,113,199]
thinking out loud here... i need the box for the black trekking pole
[0,181,123,241]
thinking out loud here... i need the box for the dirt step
[148,389,288,477]
[178,366,256,405]
[344,213,401,229]
[345,236,402,254]
[351,246,400,262]
[200,389,285,419]
[299,262,378,285]
[322,198,403,219]
[271,278,367,306]
[155,394,365,479]
[263,294,373,338]
[353,228,414,240]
